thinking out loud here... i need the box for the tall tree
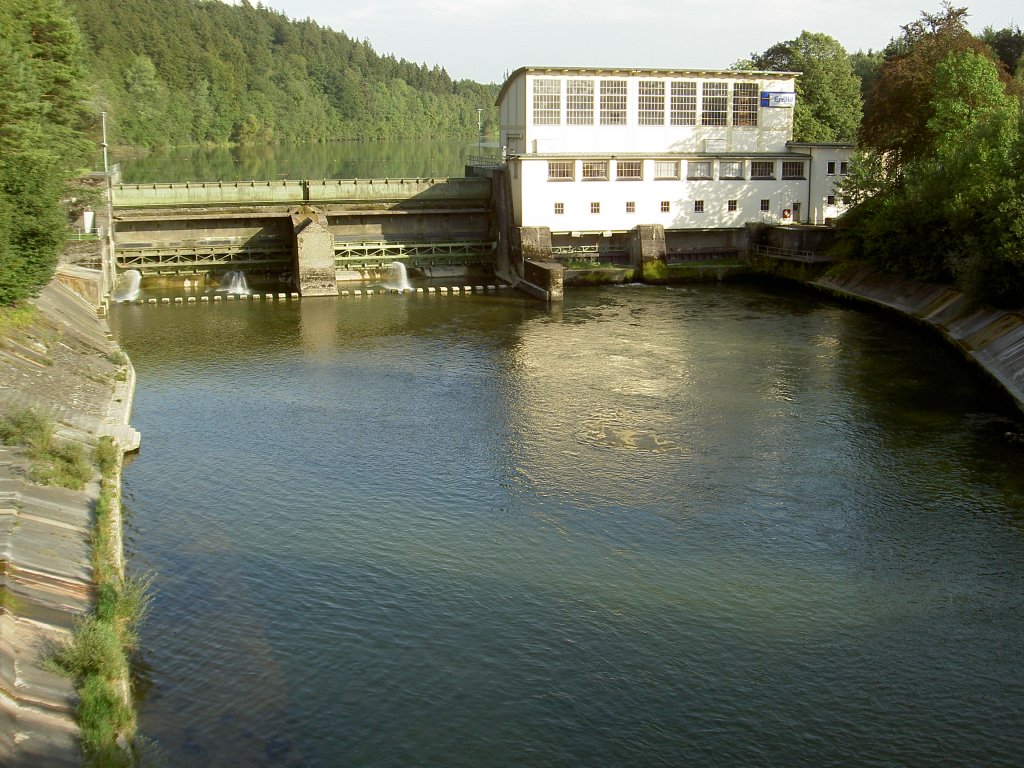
[859,3,992,174]
[747,31,863,143]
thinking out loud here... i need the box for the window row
[534,78,764,127]
[552,199,776,214]
[547,159,806,181]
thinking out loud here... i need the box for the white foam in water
[384,261,411,292]
[112,269,142,302]
[219,270,251,295]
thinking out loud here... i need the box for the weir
[110,176,500,297]
[108,173,573,300]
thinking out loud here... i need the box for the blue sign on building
[760,92,797,108]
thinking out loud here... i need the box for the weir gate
[110,176,504,297]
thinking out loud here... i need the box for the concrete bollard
[290,292,299,298]
[226,294,234,300]
[174,297,183,303]
[475,285,484,291]
[161,297,170,304]
[416,287,423,293]
[214,295,222,301]
[440,286,449,294]
[187,296,196,303]
[341,290,350,296]
[451,286,460,293]
[278,293,287,300]
[427,287,435,293]
[148,298,157,304]
[201,296,209,302]
[353,289,362,296]
[465,286,474,293]
[253,294,262,301]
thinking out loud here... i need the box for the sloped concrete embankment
[0,271,138,766]
[815,268,1024,413]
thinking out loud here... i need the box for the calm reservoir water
[110,283,1024,767]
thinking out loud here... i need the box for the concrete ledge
[816,268,1024,413]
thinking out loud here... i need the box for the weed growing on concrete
[47,436,154,767]
[0,407,94,489]
[106,350,128,367]
[0,303,36,333]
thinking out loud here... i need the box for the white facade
[496,67,853,233]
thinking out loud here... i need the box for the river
[109,282,1024,767]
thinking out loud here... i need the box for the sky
[236,0,1021,83]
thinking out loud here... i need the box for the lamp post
[477,108,483,155]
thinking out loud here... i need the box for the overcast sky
[240,0,1021,84]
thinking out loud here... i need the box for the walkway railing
[753,244,834,264]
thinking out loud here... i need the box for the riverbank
[0,271,138,765]
[814,266,1024,415]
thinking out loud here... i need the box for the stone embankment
[0,270,137,766]
[816,268,1024,413]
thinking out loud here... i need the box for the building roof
[496,65,800,106]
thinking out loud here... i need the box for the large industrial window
[600,80,628,125]
[720,160,744,179]
[638,80,665,125]
[670,81,697,125]
[751,160,775,179]
[533,78,561,125]
[732,82,759,127]
[687,160,712,180]
[567,79,594,125]
[654,160,680,179]
[702,82,728,126]
[782,161,805,179]
[582,160,609,180]
[547,160,574,180]
[616,160,642,179]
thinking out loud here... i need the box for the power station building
[495,67,852,245]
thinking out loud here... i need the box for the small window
[660,200,670,213]
[582,160,608,180]
[840,161,849,175]
[591,202,600,214]
[687,160,712,180]
[694,200,704,213]
[626,201,635,213]
[720,160,743,179]
[760,199,770,212]
[782,161,805,180]
[655,160,680,179]
[826,195,836,206]
[548,161,574,181]
[616,160,642,180]
[727,199,737,212]
[827,161,837,175]
[554,202,564,214]
[751,161,774,179]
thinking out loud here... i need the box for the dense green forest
[66,0,499,147]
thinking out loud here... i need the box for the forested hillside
[65,0,499,147]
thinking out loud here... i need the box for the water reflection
[110,284,1024,767]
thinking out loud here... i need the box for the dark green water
[110,283,1024,767]
[113,139,495,183]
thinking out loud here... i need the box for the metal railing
[753,244,834,264]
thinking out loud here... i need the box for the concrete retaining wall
[816,268,1024,413]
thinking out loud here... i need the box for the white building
[496,67,852,239]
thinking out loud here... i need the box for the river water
[110,283,1024,767]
